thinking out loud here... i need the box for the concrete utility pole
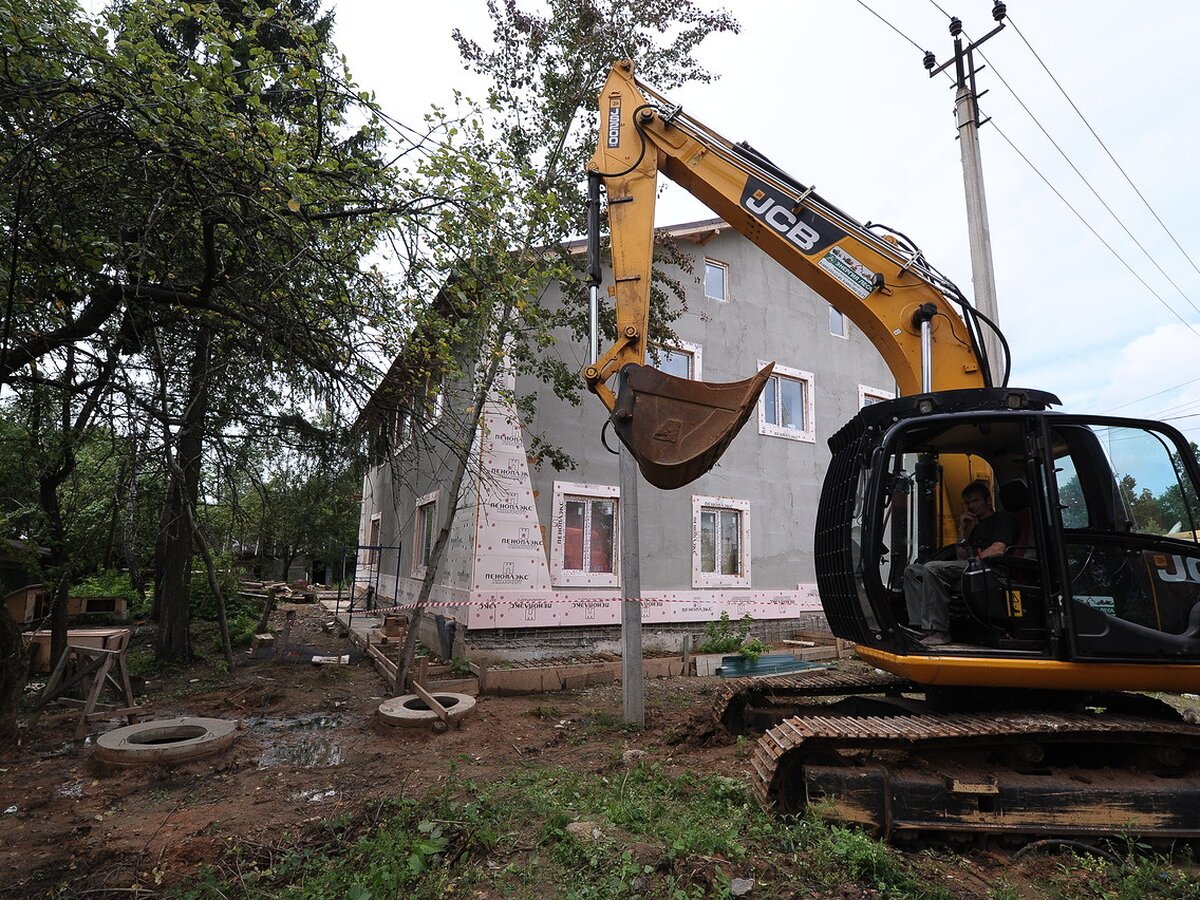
[586,175,644,726]
[925,2,1008,385]
[618,436,645,726]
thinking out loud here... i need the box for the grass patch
[173,765,950,899]
[1036,847,1199,898]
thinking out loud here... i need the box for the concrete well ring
[376,693,476,728]
[93,717,238,767]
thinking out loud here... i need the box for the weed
[695,611,751,654]
[695,612,772,660]
[529,703,562,721]
[739,637,770,662]
[173,767,987,899]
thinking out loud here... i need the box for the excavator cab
[818,387,1200,689]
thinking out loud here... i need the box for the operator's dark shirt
[966,509,1019,554]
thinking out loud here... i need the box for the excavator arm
[585,60,998,489]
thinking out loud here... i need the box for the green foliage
[1040,848,1199,899]
[696,612,750,654]
[71,570,138,603]
[696,612,769,661]
[738,637,770,662]
[189,552,243,622]
[174,765,954,899]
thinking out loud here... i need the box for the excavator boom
[582,59,1200,845]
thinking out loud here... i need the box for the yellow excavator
[584,60,1200,843]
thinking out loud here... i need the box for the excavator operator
[903,480,1019,646]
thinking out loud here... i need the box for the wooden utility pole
[925,1,1009,384]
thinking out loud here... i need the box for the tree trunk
[38,469,71,670]
[281,548,298,583]
[154,326,212,662]
[0,605,27,744]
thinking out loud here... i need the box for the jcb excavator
[585,60,1200,843]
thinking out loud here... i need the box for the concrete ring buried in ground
[376,693,476,728]
[93,717,238,767]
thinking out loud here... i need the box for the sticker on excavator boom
[739,175,842,256]
[606,98,622,148]
[819,246,875,299]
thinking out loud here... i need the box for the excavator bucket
[610,362,774,489]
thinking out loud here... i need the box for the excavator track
[715,669,918,735]
[750,709,1200,843]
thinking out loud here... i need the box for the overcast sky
[332,1,1200,442]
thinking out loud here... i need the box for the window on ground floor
[693,495,751,587]
[412,490,439,575]
[551,482,619,587]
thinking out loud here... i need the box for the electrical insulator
[949,16,963,37]
[993,1,1007,22]
[923,50,936,71]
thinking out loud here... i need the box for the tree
[385,0,741,689]
[2,0,418,664]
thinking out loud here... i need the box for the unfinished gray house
[357,219,894,653]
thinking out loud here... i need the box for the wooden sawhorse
[31,630,142,739]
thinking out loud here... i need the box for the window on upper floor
[393,382,445,451]
[758,360,815,443]
[650,340,703,380]
[859,385,895,408]
[705,259,728,301]
[829,306,848,338]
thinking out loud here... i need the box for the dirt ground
[0,605,739,896]
[0,604,1192,898]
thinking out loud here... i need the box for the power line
[1101,374,1200,414]
[987,120,1200,345]
[927,3,1200,322]
[1008,15,1200,283]
[854,0,927,54]
[977,50,1200,319]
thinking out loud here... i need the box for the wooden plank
[468,661,488,694]
[410,680,450,723]
[366,642,398,681]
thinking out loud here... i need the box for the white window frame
[650,339,703,380]
[757,359,815,443]
[704,258,729,302]
[858,384,895,408]
[829,305,848,339]
[394,408,413,449]
[411,489,439,576]
[692,495,751,587]
[394,385,445,452]
[550,481,620,587]
[365,513,382,568]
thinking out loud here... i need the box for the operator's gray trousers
[904,560,968,633]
